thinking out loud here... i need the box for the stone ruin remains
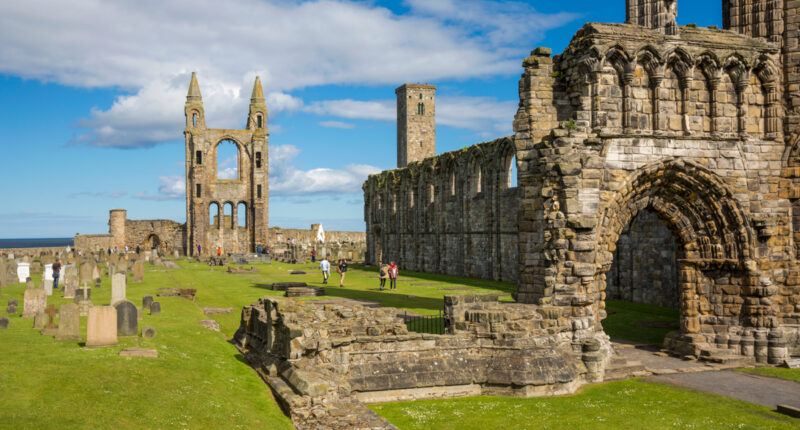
[362,0,800,366]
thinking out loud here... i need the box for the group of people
[318,257,348,287]
[379,261,398,291]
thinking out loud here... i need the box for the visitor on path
[257,245,262,254]
[320,257,330,284]
[388,261,398,290]
[137,245,141,254]
[311,249,316,263]
[338,259,348,287]
[379,262,389,291]
[217,247,222,256]
[52,258,62,291]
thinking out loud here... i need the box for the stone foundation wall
[234,294,611,428]
[125,219,186,253]
[607,208,679,309]
[73,234,114,252]
[364,137,519,283]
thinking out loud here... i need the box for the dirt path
[646,370,800,409]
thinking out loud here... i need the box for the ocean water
[0,238,74,249]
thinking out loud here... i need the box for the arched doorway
[592,160,758,357]
[146,234,161,251]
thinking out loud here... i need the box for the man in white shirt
[320,257,330,285]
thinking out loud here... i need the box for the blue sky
[0,0,721,238]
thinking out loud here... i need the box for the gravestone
[132,260,144,283]
[44,263,53,281]
[111,273,126,305]
[74,286,91,302]
[16,262,30,283]
[150,302,161,315]
[113,300,138,337]
[41,304,59,335]
[0,258,6,288]
[79,263,94,287]
[6,304,17,314]
[91,264,101,283]
[64,266,78,292]
[56,303,81,341]
[0,317,8,329]
[86,306,117,347]
[33,311,46,329]
[30,261,42,274]
[43,279,53,296]
[22,285,47,318]
[137,306,142,320]
[26,277,34,289]
[8,298,18,307]
[142,326,156,338]
[142,295,154,311]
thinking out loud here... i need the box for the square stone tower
[184,73,269,256]
[396,84,436,168]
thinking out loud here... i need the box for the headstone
[113,300,138,337]
[44,264,54,281]
[132,260,144,283]
[55,303,81,341]
[137,306,143,320]
[30,261,42,274]
[16,262,30,282]
[0,317,8,329]
[41,304,59,335]
[74,286,91,302]
[33,311,46,329]
[7,253,14,259]
[26,277,34,289]
[91,264,101,283]
[8,298,18,307]
[86,306,118,347]
[111,273,127,305]
[79,263,94,287]
[6,304,17,314]
[0,259,7,288]
[43,279,53,296]
[23,287,47,318]
[150,302,161,315]
[142,326,156,338]
[786,359,800,369]
[142,295,154,310]
[64,266,78,292]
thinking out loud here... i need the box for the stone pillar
[708,75,721,136]
[622,66,635,133]
[650,75,663,134]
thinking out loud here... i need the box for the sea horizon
[0,237,74,249]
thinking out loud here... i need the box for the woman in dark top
[338,259,348,287]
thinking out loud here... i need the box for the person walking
[379,262,389,291]
[338,259,348,287]
[217,246,222,256]
[388,261,398,290]
[320,257,330,284]
[311,249,316,263]
[52,258,62,291]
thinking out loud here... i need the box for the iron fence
[404,310,445,334]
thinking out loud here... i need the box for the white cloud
[0,0,576,148]
[134,175,185,200]
[318,120,356,129]
[307,96,517,136]
[269,144,380,195]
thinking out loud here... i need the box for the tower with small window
[396,84,436,168]
[184,73,269,255]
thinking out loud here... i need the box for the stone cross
[44,304,58,329]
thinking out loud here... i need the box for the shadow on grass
[349,263,516,295]
[321,286,446,312]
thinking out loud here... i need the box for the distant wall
[74,234,114,252]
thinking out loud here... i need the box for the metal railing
[404,310,445,335]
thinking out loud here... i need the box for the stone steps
[698,347,756,366]
[603,359,650,381]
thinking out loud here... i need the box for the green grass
[368,378,800,429]
[739,367,800,383]
[602,300,680,345]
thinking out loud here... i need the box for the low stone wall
[234,294,611,429]
[73,234,114,252]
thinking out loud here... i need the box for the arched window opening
[472,163,482,196]
[196,184,202,198]
[216,139,239,180]
[195,150,202,165]
[419,94,423,99]
[505,152,518,188]
[192,113,198,127]
[429,184,435,203]
[257,115,263,128]
[223,203,234,229]
[417,103,424,115]
[237,203,247,227]
[450,171,456,196]
[209,203,219,227]
[392,193,397,214]
[256,152,262,168]
[257,184,262,198]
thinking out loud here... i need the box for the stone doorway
[146,234,161,251]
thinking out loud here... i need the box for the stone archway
[146,234,161,251]
[593,160,761,357]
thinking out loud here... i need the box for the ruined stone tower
[396,84,436,168]
[184,73,269,256]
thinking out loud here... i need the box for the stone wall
[607,208,679,309]
[364,137,519,283]
[234,294,611,428]
[125,219,186,254]
[73,234,114,252]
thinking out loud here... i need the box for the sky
[0,0,722,238]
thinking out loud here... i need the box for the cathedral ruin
[364,0,800,361]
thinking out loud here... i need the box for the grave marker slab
[142,326,156,338]
[33,311,46,329]
[111,273,126,305]
[44,264,54,281]
[16,262,30,283]
[150,302,161,315]
[132,260,144,283]
[8,298,18,306]
[6,304,17,314]
[41,304,59,335]
[114,300,138,337]
[142,295,153,311]
[0,317,8,329]
[23,287,47,318]
[56,303,81,341]
[43,279,53,296]
[86,306,117,347]
[79,263,94,287]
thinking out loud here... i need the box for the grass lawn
[602,300,680,345]
[368,378,800,429]
[738,367,800,383]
